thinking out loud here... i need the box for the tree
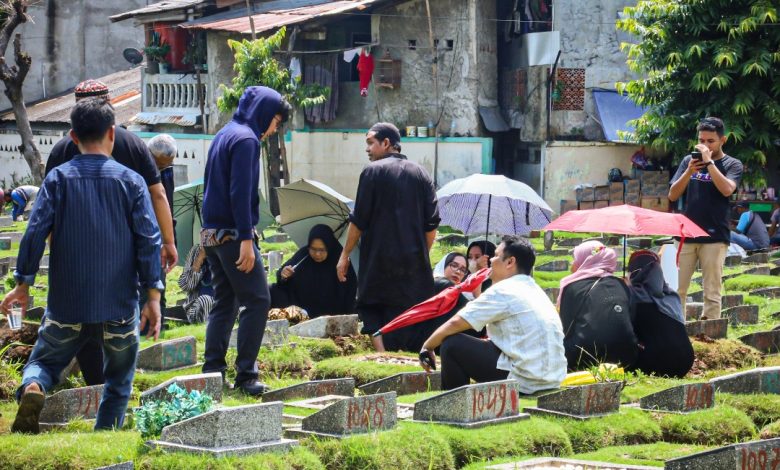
[616,0,780,186]
[218,27,329,214]
[0,1,43,184]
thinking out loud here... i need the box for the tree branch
[0,1,28,57]
[12,32,29,84]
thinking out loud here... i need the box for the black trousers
[440,334,508,390]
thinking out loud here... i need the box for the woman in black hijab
[270,225,357,318]
[467,240,496,296]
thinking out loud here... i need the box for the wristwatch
[704,161,713,167]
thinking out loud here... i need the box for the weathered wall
[542,141,640,211]
[346,0,497,137]
[2,1,150,111]
[206,31,242,134]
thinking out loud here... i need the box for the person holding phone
[669,117,743,319]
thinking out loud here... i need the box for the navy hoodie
[202,86,282,240]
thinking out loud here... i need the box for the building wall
[542,141,641,211]
[2,1,151,111]
[205,31,242,134]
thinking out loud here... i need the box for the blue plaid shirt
[14,154,163,323]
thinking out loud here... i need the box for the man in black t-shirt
[669,117,743,319]
[45,80,178,385]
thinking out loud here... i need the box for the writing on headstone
[39,385,104,423]
[684,383,714,411]
[300,392,397,436]
[412,380,526,427]
[470,381,518,421]
[162,341,194,369]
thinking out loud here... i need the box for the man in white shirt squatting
[419,236,567,394]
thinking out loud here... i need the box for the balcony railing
[142,73,207,112]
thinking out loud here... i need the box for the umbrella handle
[371,331,382,337]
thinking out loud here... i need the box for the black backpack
[608,168,623,183]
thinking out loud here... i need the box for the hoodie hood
[232,86,283,138]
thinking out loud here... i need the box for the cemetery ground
[1,222,780,469]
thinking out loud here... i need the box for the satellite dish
[123,48,144,66]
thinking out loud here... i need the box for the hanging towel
[343,47,361,63]
[357,49,375,97]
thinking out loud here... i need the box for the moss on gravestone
[561,408,661,453]
[691,339,763,371]
[428,418,573,467]
[719,393,780,428]
[306,423,456,470]
[656,405,756,445]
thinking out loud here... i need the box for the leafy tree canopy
[617,0,780,186]
[218,26,329,113]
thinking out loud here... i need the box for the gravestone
[149,402,296,456]
[412,380,527,428]
[292,392,397,438]
[539,249,570,257]
[627,237,652,249]
[0,237,10,250]
[543,287,560,303]
[543,231,554,251]
[38,385,103,429]
[166,305,187,322]
[137,336,197,371]
[0,216,11,227]
[689,291,704,303]
[685,319,728,339]
[751,287,780,299]
[771,266,780,276]
[525,382,622,419]
[262,378,355,403]
[529,230,541,238]
[722,294,745,309]
[140,373,223,405]
[535,260,569,272]
[710,367,780,394]
[743,252,770,264]
[3,231,22,242]
[739,331,780,354]
[487,458,656,470]
[745,266,771,276]
[289,315,359,338]
[724,255,743,267]
[639,383,714,413]
[264,233,289,243]
[25,306,45,321]
[230,319,289,348]
[556,237,583,247]
[0,258,9,276]
[359,371,441,396]
[437,233,467,246]
[724,305,759,325]
[665,438,780,470]
[686,302,704,321]
[93,462,134,470]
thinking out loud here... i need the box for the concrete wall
[3,1,151,111]
[205,31,242,134]
[542,141,641,211]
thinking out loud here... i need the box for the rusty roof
[0,67,142,126]
[182,0,382,34]
[110,0,209,23]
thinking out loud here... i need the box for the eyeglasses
[447,262,467,275]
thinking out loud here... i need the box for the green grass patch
[560,408,661,452]
[724,275,780,292]
[574,442,713,467]
[691,339,763,374]
[760,420,780,439]
[426,418,572,467]
[311,355,420,386]
[258,344,313,377]
[620,375,688,403]
[656,405,756,445]
[0,430,141,469]
[307,423,456,470]
[137,446,324,470]
[718,393,780,428]
[295,338,342,361]
[133,365,205,393]
[283,405,319,417]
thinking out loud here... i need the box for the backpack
[608,168,623,183]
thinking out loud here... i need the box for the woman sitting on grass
[557,241,637,370]
[269,224,357,318]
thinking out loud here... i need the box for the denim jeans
[730,231,759,251]
[18,313,139,430]
[203,240,269,384]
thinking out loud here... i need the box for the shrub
[657,405,756,445]
[134,384,214,439]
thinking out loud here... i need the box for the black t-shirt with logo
[670,154,743,243]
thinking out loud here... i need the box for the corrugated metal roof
[182,0,381,34]
[0,67,143,126]
[110,0,209,23]
[132,112,199,126]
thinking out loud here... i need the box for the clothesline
[281,42,379,55]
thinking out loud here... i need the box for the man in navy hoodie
[200,86,291,396]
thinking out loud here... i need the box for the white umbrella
[436,174,554,238]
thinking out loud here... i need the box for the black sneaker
[11,390,45,434]
[234,380,270,396]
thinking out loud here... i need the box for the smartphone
[691,151,702,160]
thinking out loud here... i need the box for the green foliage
[616,0,780,185]
[257,343,312,376]
[311,355,420,386]
[572,442,712,467]
[760,419,780,439]
[724,275,780,291]
[296,337,341,361]
[143,31,170,64]
[137,446,325,470]
[720,393,780,428]
[306,423,456,470]
[218,27,329,113]
[134,384,214,439]
[562,408,662,452]
[657,405,756,445]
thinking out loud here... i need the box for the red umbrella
[544,204,708,238]
[374,268,491,336]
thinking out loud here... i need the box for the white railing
[142,73,207,112]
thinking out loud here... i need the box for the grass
[724,275,780,292]
[558,408,662,453]
[656,405,756,445]
[0,430,141,469]
[719,393,780,428]
[311,355,420,386]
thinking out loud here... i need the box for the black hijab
[276,224,357,318]
[628,250,684,324]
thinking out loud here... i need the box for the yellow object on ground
[562,364,625,386]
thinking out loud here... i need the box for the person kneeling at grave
[0,98,162,434]
[178,243,215,323]
[626,250,694,378]
[419,236,567,393]
[557,241,638,371]
[269,224,357,318]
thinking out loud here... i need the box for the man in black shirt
[669,117,743,319]
[45,80,178,385]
